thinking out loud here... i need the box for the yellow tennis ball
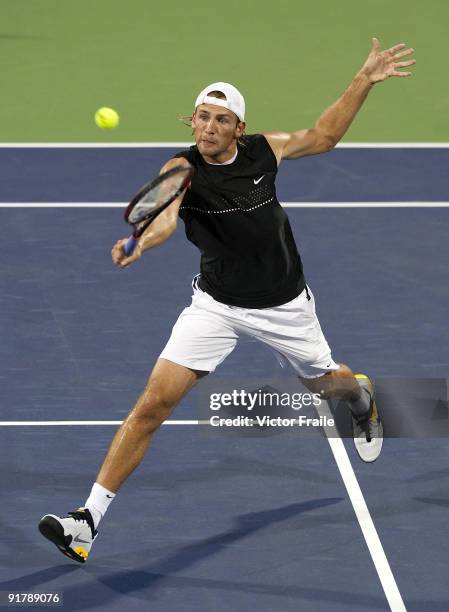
[95,107,119,129]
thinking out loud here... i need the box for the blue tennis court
[0,146,448,611]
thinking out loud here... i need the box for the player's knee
[134,387,174,429]
[301,363,355,400]
[323,363,358,399]
[334,363,353,379]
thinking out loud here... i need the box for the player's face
[192,104,245,163]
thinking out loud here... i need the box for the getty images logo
[209,389,321,411]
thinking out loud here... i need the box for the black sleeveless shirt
[174,134,305,308]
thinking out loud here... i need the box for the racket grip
[123,236,137,256]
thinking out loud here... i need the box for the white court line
[337,142,449,148]
[316,401,406,611]
[0,142,447,148]
[0,143,193,148]
[0,420,198,426]
[0,202,448,209]
[281,202,449,208]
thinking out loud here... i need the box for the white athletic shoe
[352,374,383,463]
[39,507,97,563]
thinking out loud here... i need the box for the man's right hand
[111,238,142,268]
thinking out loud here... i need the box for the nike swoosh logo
[73,536,90,544]
[253,175,265,185]
[106,494,113,498]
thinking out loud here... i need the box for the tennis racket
[123,163,194,256]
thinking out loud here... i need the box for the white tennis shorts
[159,276,339,378]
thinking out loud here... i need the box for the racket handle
[123,236,137,256]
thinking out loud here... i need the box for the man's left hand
[361,38,416,84]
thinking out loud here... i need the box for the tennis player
[39,38,415,563]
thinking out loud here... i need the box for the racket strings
[128,169,191,224]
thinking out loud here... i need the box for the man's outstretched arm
[264,37,416,163]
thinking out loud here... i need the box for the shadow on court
[1,499,393,612]
[4,493,449,612]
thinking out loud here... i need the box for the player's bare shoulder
[262,132,291,165]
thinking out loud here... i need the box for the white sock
[84,482,116,529]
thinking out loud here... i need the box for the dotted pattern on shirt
[180,183,275,215]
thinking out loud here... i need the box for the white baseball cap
[194,82,245,122]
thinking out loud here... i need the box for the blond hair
[178,90,246,144]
